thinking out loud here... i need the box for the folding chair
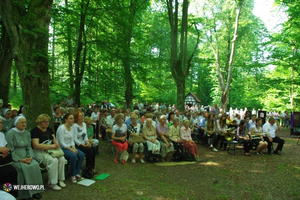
[106,129,116,155]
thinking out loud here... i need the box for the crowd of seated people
[0,97,289,199]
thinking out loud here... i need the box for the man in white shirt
[66,95,74,107]
[106,109,116,129]
[101,100,110,110]
[137,100,144,111]
[263,117,284,155]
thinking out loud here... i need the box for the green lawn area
[41,128,300,200]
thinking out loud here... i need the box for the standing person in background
[101,100,110,110]
[252,108,256,116]
[61,98,67,107]
[66,95,74,107]
[138,100,144,111]
[211,103,219,116]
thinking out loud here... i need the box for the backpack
[82,165,94,179]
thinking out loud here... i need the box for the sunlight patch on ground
[199,161,221,166]
[249,169,265,173]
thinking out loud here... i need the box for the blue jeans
[62,148,85,176]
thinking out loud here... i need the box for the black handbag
[0,152,13,166]
[82,165,94,179]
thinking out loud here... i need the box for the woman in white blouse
[73,111,97,174]
[56,113,85,183]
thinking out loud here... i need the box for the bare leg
[122,150,127,160]
[132,152,137,160]
[139,152,144,160]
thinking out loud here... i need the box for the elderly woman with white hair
[168,117,184,161]
[156,115,174,162]
[181,120,202,162]
[6,116,43,199]
[128,114,145,163]
[142,118,160,155]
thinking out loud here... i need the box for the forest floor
[40,128,300,200]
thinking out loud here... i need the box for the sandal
[114,157,119,164]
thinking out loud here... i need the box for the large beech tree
[0,0,53,129]
[0,22,13,106]
[204,0,244,109]
[166,0,199,112]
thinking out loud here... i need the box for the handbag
[129,136,145,144]
[43,138,64,158]
[129,124,145,144]
[0,152,12,167]
[47,148,64,158]
[82,165,94,179]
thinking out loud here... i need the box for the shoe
[256,152,260,155]
[32,193,42,199]
[212,148,218,152]
[58,181,66,188]
[244,153,251,156]
[122,159,127,165]
[70,176,77,183]
[140,159,145,164]
[259,152,264,155]
[50,184,61,191]
[114,157,119,164]
[195,158,202,162]
[210,144,213,148]
[92,170,98,175]
[273,151,281,155]
[75,174,84,181]
[131,159,136,163]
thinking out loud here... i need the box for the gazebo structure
[185,92,201,107]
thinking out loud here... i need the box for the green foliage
[5,0,299,112]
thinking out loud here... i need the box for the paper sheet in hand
[77,179,95,186]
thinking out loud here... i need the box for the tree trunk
[13,68,17,93]
[166,0,199,112]
[124,57,134,108]
[0,0,53,129]
[0,21,13,106]
[65,0,74,89]
[209,1,244,109]
[176,78,185,112]
[74,0,90,106]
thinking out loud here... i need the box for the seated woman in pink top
[180,120,202,162]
